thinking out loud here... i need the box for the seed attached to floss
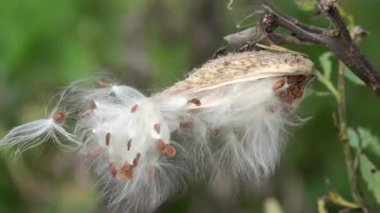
[157,139,166,154]
[127,139,132,151]
[105,132,111,146]
[164,144,176,157]
[130,104,138,113]
[132,153,141,167]
[272,79,285,91]
[120,163,134,179]
[290,86,301,98]
[188,98,201,106]
[153,123,161,134]
[53,111,65,123]
[179,121,194,130]
[109,163,117,177]
[156,139,176,157]
[287,75,306,85]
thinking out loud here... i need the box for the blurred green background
[0,0,379,212]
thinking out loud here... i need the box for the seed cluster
[273,75,310,102]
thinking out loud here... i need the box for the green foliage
[348,127,380,205]
[360,155,380,204]
[344,67,365,85]
[294,0,317,11]
[317,51,339,98]
[348,127,380,158]
[319,52,334,80]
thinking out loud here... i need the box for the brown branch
[224,0,380,98]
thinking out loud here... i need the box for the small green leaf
[294,0,317,11]
[348,127,380,158]
[360,155,380,204]
[344,67,365,85]
[319,52,334,80]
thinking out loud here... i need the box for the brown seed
[286,75,306,85]
[179,121,194,130]
[290,86,301,97]
[272,79,285,91]
[109,164,117,177]
[127,139,132,151]
[153,123,161,134]
[121,163,134,179]
[157,139,166,154]
[188,98,201,106]
[131,104,138,113]
[286,76,297,85]
[53,111,65,123]
[133,153,141,167]
[105,132,111,146]
[164,144,176,157]
[121,163,133,172]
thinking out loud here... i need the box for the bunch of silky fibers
[0,49,314,212]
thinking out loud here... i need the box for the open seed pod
[0,49,315,212]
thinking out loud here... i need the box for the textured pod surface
[162,50,314,94]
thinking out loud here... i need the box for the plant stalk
[336,60,363,206]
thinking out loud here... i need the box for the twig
[336,59,362,205]
[224,0,380,98]
[335,7,368,207]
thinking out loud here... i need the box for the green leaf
[344,67,365,85]
[294,0,317,11]
[348,127,380,158]
[319,52,334,80]
[360,155,380,204]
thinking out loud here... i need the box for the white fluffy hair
[0,50,314,212]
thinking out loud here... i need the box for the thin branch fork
[227,0,380,98]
